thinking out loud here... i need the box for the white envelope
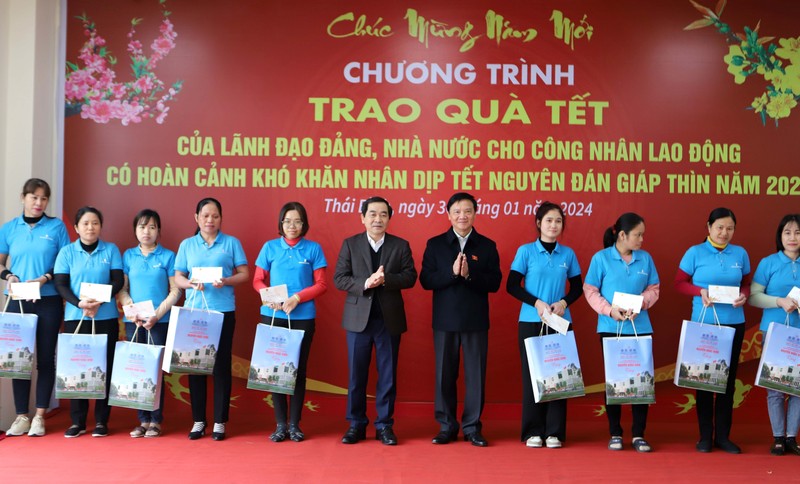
[79,282,112,303]
[190,267,223,284]
[611,291,643,314]
[708,284,739,304]
[541,311,570,335]
[123,300,156,320]
[9,282,41,300]
[787,286,800,306]
[259,284,288,304]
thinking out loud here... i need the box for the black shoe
[211,423,226,441]
[786,437,800,456]
[376,427,398,446]
[696,440,712,453]
[188,422,206,440]
[270,424,288,442]
[432,430,457,444]
[288,424,305,442]
[341,426,366,444]
[771,436,786,456]
[464,431,488,447]
[91,424,108,437]
[64,425,86,438]
[714,439,741,454]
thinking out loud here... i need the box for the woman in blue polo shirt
[506,202,582,449]
[54,206,124,438]
[252,201,327,442]
[117,208,181,438]
[584,212,660,453]
[0,178,70,437]
[174,198,249,441]
[748,214,800,456]
[675,207,750,454]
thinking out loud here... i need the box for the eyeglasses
[282,219,304,227]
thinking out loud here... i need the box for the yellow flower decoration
[766,92,797,120]
[775,36,800,64]
[751,93,768,113]
[723,44,750,84]
[784,64,800,95]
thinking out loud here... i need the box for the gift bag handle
[187,286,212,313]
[129,326,156,345]
[615,314,639,340]
[74,315,97,335]
[269,310,292,330]
[1,297,25,315]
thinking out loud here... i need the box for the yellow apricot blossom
[723,44,749,84]
[775,36,800,64]
[766,92,797,120]
[783,64,800,95]
[751,93,768,113]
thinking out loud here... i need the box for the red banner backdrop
[63,0,800,412]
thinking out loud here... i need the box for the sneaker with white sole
[546,436,562,448]
[28,415,46,437]
[526,436,543,448]
[6,415,31,436]
[64,425,86,438]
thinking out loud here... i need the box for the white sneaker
[526,436,543,448]
[7,415,31,436]
[546,436,562,448]
[28,415,45,437]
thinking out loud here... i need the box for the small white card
[260,284,289,304]
[79,282,112,303]
[612,292,643,314]
[787,287,800,305]
[123,300,156,320]
[9,282,41,301]
[190,266,223,284]
[708,285,739,304]
[541,312,570,335]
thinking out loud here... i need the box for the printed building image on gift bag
[163,305,223,375]
[0,303,37,379]
[755,322,800,398]
[247,322,304,395]
[525,332,585,403]
[674,320,735,394]
[109,335,165,411]
[56,343,107,399]
[603,336,655,405]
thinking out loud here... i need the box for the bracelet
[1,270,13,281]
[560,300,568,309]
[293,294,301,302]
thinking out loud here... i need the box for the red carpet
[2,378,798,483]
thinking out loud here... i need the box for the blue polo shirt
[122,244,176,323]
[54,239,123,321]
[174,231,247,312]
[0,215,70,297]
[585,246,660,334]
[752,251,800,331]
[510,240,581,323]
[255,237,327,320]
[679,240,750,324]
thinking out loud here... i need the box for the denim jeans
[767,389,800,438]
[125,322,169,424]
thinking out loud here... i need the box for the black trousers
[9,296,63,413]
[599,332,650,439]
[261,316,315,426]
[696,322,746,442]
[189,310,235,424]
[519,322,568,441]
[434,329,488,436]
[63,318,118,427]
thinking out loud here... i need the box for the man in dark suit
[420,192,502,447]
[333,196,417,445]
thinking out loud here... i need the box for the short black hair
[74,206,103,227]
[446,192,477,212]
[278,201,310,237]
[360,196,393,218]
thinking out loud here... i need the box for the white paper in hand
[260,284,289,304]
[787,286,800,306]
[708,285,739,305]
[541,312,570,335]
[190,267,223,284]
[9,282,41,300]
[123,300,156,320]
[79,282,112,303]
[612,292,644,314]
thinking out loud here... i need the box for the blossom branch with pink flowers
[65,0,183,125]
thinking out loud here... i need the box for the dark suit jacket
[333,232,417,335]
[419,228,502,332]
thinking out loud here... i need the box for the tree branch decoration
[65,0,183,125]
[686,0,800,126]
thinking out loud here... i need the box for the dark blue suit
[333,233,417,430]
[420,228,502,436]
